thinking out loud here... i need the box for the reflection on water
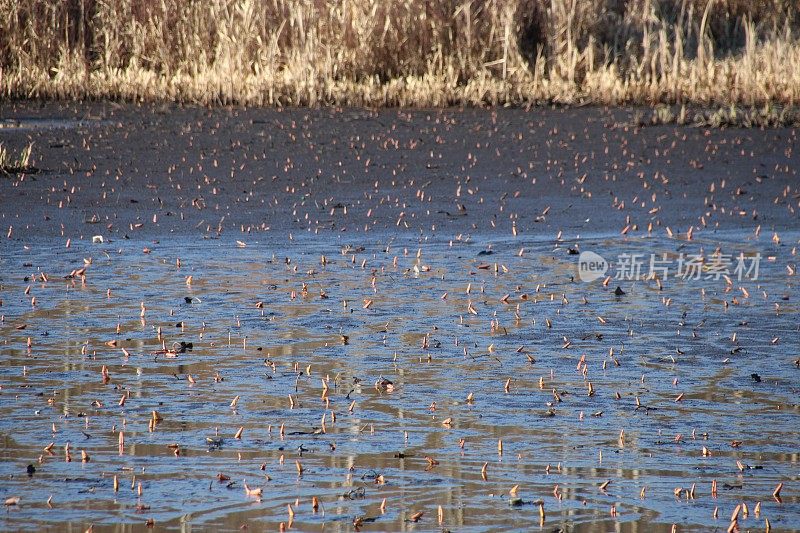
[0,231,797,532]
[0,117,106,131]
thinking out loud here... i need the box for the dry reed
[0,0,799,107]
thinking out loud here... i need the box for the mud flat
[0,102,798,532]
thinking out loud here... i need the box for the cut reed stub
[731,503,742,522]
[243,482,262,497]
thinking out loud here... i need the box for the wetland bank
[0,102,798,532]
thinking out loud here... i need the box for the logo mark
[578,251,608,282]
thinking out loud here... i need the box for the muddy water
[0,229,798,533]
[0,117,107,131]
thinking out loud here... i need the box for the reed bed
[1,0,799,107]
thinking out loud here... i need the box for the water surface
[1,229,797,532]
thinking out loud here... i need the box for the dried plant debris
[0,103,797,532]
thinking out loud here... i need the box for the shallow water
[0,229,798,532]
[0,117,106,131]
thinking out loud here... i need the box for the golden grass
[1,0,799,107]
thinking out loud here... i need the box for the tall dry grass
[1,0,798,107]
